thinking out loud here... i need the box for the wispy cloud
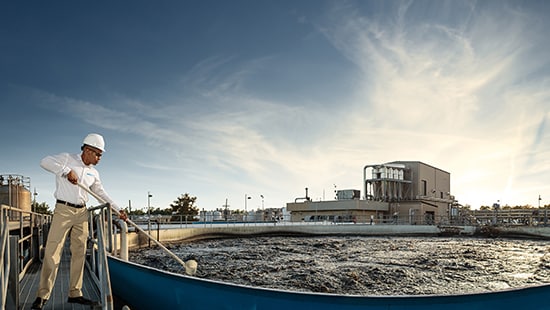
[311,1,550,206]
[23,1,550,208]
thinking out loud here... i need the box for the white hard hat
[82,133,105,152]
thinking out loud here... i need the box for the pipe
[113,219,128,261]
[294,187,311,203]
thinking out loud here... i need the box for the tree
[149,207,173,215]
[170,193,199,218]
[459,204,471,210]
[129,209,145,216]
[32,201,52,215]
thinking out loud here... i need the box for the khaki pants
[37,203,89,299]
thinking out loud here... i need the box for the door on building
[425,211,435,225]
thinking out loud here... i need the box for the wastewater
[130,236,550,296]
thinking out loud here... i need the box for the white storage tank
[213,211,223,221]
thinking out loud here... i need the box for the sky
[1,0,549,213]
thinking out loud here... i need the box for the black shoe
[67,296,99,306]
[31,297,48,309]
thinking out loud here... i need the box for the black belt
[56,199,85,209]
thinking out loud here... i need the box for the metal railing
[470,208,550,226]
[86,203,129,310]
[131,214,463,229]
[1,206,10,310]
[86,203,114,310]
[0,204,51,310]
[0,202,128,310]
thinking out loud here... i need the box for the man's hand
[118,210,128,221]
[66,170,78,185]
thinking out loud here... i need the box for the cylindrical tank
[372,167,378,179]
[199,210,212,222]
[0,175,32,212]
[380,167,386,179]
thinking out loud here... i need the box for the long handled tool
[77,183,194,273]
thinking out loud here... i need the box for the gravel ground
[130,236,550,296]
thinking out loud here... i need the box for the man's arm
[40,153,71,176]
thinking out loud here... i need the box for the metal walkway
[19,242,101,310]
[2,203,122,310]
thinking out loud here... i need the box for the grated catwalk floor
[19,242,101,310]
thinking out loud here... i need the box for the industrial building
[286,161,455,225]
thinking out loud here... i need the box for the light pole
[540,195,547,226]
[128,200,132,218]
[147,191,152,246]
[244,194,251,224]
[260,195,264,222]
[224,198,229,221]
[33,188,38,213]
[493,200,500,226]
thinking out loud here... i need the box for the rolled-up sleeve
[40,153,71,176]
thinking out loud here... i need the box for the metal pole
[147,192,152,247]
[244,194,251,224]
[33,188,37,213]
[225,198,228,221]
[260,195,264,222]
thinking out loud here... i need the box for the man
[32,133,127,310]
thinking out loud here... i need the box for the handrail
[1,206,10,310]
[86,203,114,310]
[1,204,51,310]
[1,200,126,310]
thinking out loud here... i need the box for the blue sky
[2,0,549,212]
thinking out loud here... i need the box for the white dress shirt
[40,152,120,212]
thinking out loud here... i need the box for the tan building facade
[287,161,454,225]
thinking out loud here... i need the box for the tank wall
[0,184,32,211]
